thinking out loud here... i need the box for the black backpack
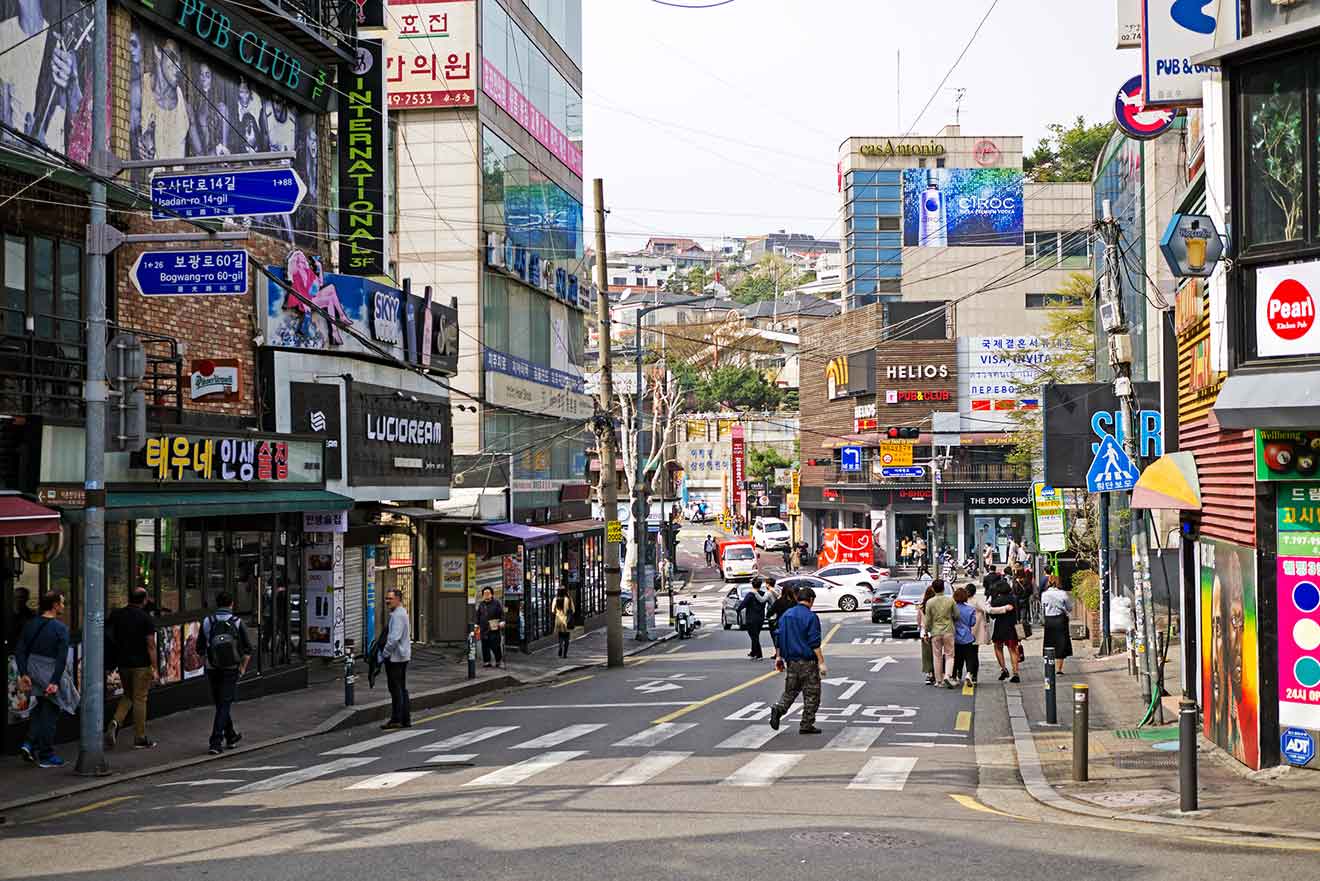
[206,615,242,669]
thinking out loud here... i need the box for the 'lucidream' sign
[346,381,451,487]
[125,0,333,112]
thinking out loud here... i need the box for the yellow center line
[665,645,684,654]
[25,795,137,825]
[962,682,975,697]
[949,794,1036,821]
[625,656,654,667]
[653,670,779,724]
[822,621,843,646]
[955,710,973,731]
[550,674,594,689]
[1187,835,1320,853]
[415,698,503,724]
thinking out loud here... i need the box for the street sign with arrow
[151,167,307,220]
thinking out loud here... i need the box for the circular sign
[881,452,894,465]
[1113,75,1176,140]
[1293,617,1320,652]
[353,45,375,76]
[972,139,1000,166]
[1266,278,1315,341]
[1295,655,1320,689]
[1294,580,1320,613]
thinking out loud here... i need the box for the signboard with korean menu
[384,0,476,109]
[135,434,324,484]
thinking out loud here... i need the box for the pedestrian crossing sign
[1086,435,1138,493]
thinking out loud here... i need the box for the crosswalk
[182,719,957,798]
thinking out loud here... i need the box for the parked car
[889,580,930,638]
[777,574,870,614]
[621,589,634,617]
[752,517,791,550]
[870,578,902,624]
[721,582,773,630]
[813,562,890,594]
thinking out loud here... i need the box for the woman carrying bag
[15,592,77,768]
[1040,575,1074,674]
[553,587,575,659]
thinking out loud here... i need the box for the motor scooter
[675,598,702,638]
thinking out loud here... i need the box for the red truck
[716,538,757,581]
[816,528,880,568]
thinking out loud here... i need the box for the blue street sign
[130,249,249,296]
[1086,435,1139,493]
[840,445,863,472]
[151,168,307,220]
[1282,727,1315,766]
[881,466,926,479]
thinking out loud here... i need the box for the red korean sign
[731,424,746,514]
[384,0,476,110]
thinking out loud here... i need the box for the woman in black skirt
[1040,575,1073,674]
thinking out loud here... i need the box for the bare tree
[616,364,684,591]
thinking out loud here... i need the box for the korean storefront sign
[338,39,388,277]
[854,401,878,432]
[483,349,591,420]
[304,510,348,533]
[290,382,343,481]
[124,0,332,111]
[1276,485,1320,730]
[731,425,746,513]
[137,434,322,483]
[346,381,452,487]
[384,0,475,109]
[481,59,583,178]
[1257,430,1320,482]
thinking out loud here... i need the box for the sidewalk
[1006,641,1320,840]
[0,624,673,814]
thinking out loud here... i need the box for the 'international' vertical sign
[339,39,388,276]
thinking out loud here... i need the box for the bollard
[1072,684,1089,782]
[467,625,478,680]
[1179,698,1198,811]
[340,641,356,702]
[1044,647,1057,724]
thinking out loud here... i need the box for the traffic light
[885,427,919,440]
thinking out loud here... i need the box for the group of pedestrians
[899,533,928,571]
[916,569,1073,688]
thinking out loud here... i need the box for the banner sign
[346,380,452,487]
[1255,261,1320,359]
[731,425,746,514]
[290,381,343,481]
[1142,0,1239,107]
[1257,431,1320,482]
[1032,482,1067,553]
[903,168,1024,248]
[384,0,476,109]
[1042,383,1163,488]
[338,39,388,277]
[138,434,322,483]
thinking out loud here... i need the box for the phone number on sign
[388,90,476,108]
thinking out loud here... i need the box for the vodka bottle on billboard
[919,170,948,247]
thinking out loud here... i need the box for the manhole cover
[1070,788,1179,808]
[791,831,915,849]
[1110,753,1179,770]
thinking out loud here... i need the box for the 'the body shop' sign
[1257,262,1320,358]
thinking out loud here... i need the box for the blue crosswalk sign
[1086,435,1139,492]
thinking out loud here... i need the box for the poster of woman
[0,0,93,161]
[1200,538,1260,769]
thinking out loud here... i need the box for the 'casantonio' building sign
[860,141,946,158]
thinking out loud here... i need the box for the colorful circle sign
[1294,618,1320,652]
[1113,75,1176,140]
[1296,655,1320,689]
[1266,278,1316,342]
[1295,580,1320,613]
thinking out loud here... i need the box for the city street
[4,580,1315,878]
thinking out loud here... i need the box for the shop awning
[1131,452,1202,511]
[475,522,558,547]
[0,493,61,538]
[539,518,605,537]
[1213,371,1320,429]
[65,489,354,522]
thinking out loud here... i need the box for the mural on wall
[0,0,94,162]
[1201,538,1261,769]
[125,14,322,246]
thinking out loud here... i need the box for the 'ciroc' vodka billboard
[902,168,1024,248]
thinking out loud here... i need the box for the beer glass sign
[1160,212,1224,279]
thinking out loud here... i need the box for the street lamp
[629,293,714,640]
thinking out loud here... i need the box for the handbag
[1015,621,1028,641]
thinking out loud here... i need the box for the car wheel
[622,600,634,616]
[839,595,858,612]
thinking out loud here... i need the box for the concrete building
[745,231,841,263]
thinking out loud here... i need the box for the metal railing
[0,307,184,421]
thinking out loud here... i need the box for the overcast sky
[582,0,1136,252]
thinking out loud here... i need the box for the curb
[1004,683,1320,843]
[0,630,677,816]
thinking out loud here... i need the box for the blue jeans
[207,668,239,748]
[28,695,59,759]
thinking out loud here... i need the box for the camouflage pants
[774,659,821,730]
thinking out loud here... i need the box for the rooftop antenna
[953,87,967,126]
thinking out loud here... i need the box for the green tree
[732,254,799,305]
[693,365,783,411]
[1024,116,1116,183]
[746,445,792,482]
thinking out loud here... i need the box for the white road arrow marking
[869,656,897,673]
[634,681,684,694]
[158,778,245,787]
[821,677,867,700]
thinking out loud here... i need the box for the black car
[870,579,902,624]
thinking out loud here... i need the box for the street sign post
[879,442,914,467]
[881,466,925,479]
[130,249,249,296]
[1086,435,1139,492]
[151,168,307,220]
[840,446,863,472]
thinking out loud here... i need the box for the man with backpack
[105,587,158,750]
[195,592,253,755]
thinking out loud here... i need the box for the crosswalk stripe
[612,722,698,748]
[423,753,479,765]
[512,724,606,750]
[721,752,804,787]
[824,727,885,752]
[415,726,520,753]
[157,779,245,787]
[589,751,691,786]
[347,771,433,790]
[463,751,584,787]
[322,728,433,756]
[232,757,378,793]
[715,724,782,750]
[848,756,917,790]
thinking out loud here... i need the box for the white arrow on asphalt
[634,681,685,694]
[157,779,246,787]
[869,656,898,673]
[821,677,867,700]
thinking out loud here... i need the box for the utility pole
[592,179,624,668]
[76,0,110,777]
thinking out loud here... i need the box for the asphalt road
[4,587,1318,879]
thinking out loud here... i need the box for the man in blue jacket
[15,592,71,767]
[768,586,826,735]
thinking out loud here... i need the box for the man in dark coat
[737,577,770,660]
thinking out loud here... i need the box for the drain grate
[1113,728,1179,741]
[791,831,916,849]
[1110,752,1179,770]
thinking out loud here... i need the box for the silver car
[889,580,930,638]
[721,583,772,630]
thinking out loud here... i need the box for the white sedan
[778,574,871,613]
[812,562,890,597]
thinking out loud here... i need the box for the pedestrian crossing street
[202,719,966,797]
